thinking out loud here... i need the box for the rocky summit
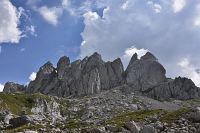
[3,52,200,100]
[1,52,200,133]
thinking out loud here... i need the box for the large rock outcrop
[125,52,167,91]
[144,77,200,100]
[27,61,57,94]
[3,82,25,93]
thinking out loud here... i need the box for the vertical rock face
[105,58,124,88]
[28,61,57,93]
[3,82,25,93]
[27,52,124,97]
[145,77,200,100]
[57,56,70,79]
[125,52,167,91]
[5,51,197,100]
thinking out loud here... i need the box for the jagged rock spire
[125,52,166,91]
[57,56,70,79]
[140,52,157,61]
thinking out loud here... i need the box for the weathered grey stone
[28,61,56,94]
[9,115,32,128]
[3,82,25,93]
[105,125,121,132]
[188,107,200,122]
[124,121,140,133]
[105,58,124,88]
[0,111,13,125]
[57,56,70,79]
[31,97,61,118]
[140,125,157,133]
[26,52,124,97]
[81,128,104,133]
[125,52,167,92]
[19,52,199,100]
[145,77,200,100]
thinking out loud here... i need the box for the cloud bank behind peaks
[80,0,200,86]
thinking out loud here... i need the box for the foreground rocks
[0,89,200,132]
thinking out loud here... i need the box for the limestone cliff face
[144,77,200,100]
[25,52,124,97]
[125,52,167,92]
[3,52,200,100]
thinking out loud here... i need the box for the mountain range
[3,52,200,100]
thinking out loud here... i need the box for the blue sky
[1,0,200,90]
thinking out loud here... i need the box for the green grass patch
[106,109,164,127]
[65,120,90,129]
[160,108,191,123]
[0,93,54,115]
[4,124,44,133]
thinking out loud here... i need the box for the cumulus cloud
[122,46,148,67]
[80,0,200,86]
[172,0,186,13]
[0,0,23,43]
[0,84,4,92]
[178,58,200,87]
[194,4,200,27]
[147,1,162,13]
[38,6,63,26]
[29,72,37,81]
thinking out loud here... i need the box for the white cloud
[178,58,200,87]
[122,46,148,67]
[121,1,130,10]
[172,0,186,13]
[147,1,162,13]
[194,4,200,27]
[0,84,4,92]
[38,6,63,26]
[0,0,23,43]
[62,0,70,7]
[83,11,99,21]
[29,72,37,81]
[26,25,37,36]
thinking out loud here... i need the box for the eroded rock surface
[3,52,200,101]
[3,82,25,93]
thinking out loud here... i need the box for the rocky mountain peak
[140,52,157,61]
[57,56,70,68]
[39,61,55,75]
[131,53,138,62]
[126,53,138,72]
[57,56,70,79]
[90,52,102,60]
[86,52,104,65]
[3,82,25,93]
[126,52,166,91]
[3,51,200,101]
